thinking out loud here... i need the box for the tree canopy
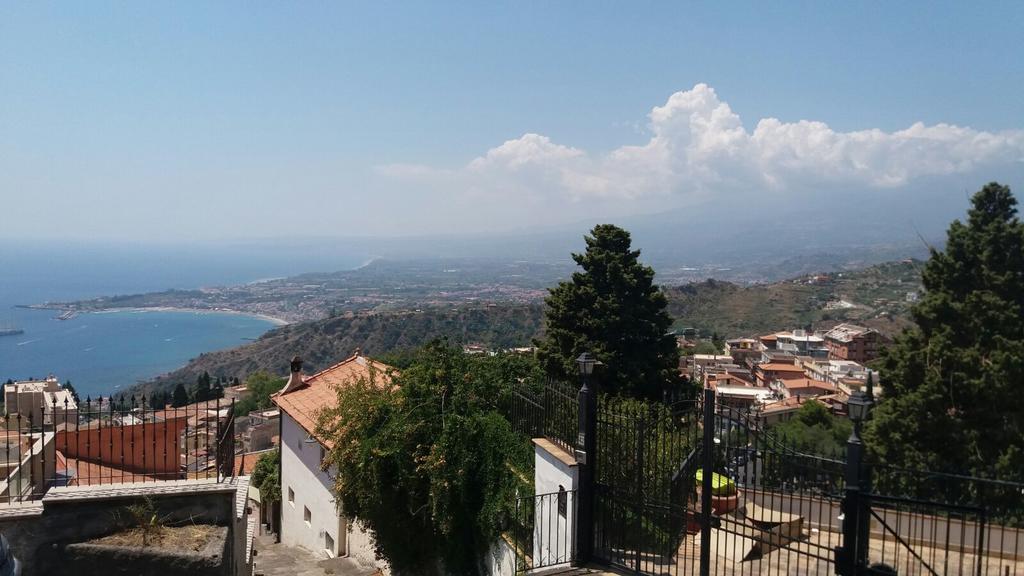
[769,401,851,457]
[867,182,1024,480]
[250,448,281,504]
[171,383,189,407]
[315,342,535,575]
[232,372,287,416]
[535,224,682,399]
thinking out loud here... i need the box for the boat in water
[0,327,24,337]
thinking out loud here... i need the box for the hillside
[130,259,921,398]
[132,304,546,396]
[665,260,922,338]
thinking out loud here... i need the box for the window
[325,532,335,557]
[304,506,312,526]
[288,487,295,506]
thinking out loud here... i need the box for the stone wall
[0,481,247,576]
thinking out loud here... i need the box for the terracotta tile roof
[760,396,805,414]
[234,448,275,476]
[783,378,837,393]
[757,363,806,372]
[272,354,394,447]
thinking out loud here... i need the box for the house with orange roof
[780,377,838,398]
[271,353,392,570]
[753,361,807,387]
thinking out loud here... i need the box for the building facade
[272,354,390,572]
[824,323,884,363]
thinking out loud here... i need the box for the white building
[272,354,391,572]
[3,376,77,425]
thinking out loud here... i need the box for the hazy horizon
[3,3,1023,244]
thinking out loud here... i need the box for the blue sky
[2,2,1022,241]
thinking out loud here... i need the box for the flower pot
[710,491,741,514]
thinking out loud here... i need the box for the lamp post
[837,389,873,574]
[574,352,597,565]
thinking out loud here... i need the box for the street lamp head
[847,389,871,424]
[576,352,597,377]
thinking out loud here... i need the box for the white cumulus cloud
[376,83,1024,204]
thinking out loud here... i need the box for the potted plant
[695,469,740,514]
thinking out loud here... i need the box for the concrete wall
[56,417,189,475]
[532,442,577,569]
[0,483,244,576]
[484,537,516,576]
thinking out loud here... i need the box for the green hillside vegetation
[665,260,921,338]
[131,304,546,397]
[128,259,920,399]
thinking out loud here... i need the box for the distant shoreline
[92,306,290,326]
[24,304,290,327]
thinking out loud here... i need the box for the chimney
[281,356,304,394]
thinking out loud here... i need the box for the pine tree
[62,380,80,403]
[172,383,189,408]
[535,224,682,398]
[867,183,1024,480]
[192,371,212,402]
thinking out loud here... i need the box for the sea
[0,241,365,399]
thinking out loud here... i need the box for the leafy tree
[687,340,721,356]
[769,400,851,457]
[232,372,287,416]
[316,342,533,575]
[867,183,1024,481]
[250,448,281,504]
[535,224,682,399]
[171,383,189,408]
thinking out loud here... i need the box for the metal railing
[510,379,578,455]
[511,489,577,573]
[509,381,1024,575]
[0,395,237,504]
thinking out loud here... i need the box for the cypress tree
[535,224,682,398]
[172,383,189,407]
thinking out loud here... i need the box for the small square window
[288,487,295,506]
[325,532,335,557]
[304,506,312,526]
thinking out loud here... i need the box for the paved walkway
[253,535,381,576]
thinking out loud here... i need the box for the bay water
[0,241,364,399]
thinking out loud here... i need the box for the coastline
[88,306,291,326]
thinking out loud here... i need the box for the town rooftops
[781,378,837,395]
[825,323,876,343]
[713,386,774,400]
[272,353,394,446]
[757,363,806,372]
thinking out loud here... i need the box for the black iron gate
[512,380,1024,575]
[592,396,702,575]
[589,392,847,575]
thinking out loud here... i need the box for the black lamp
[576,352,596,377]
[848,390,871,424]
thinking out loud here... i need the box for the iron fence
[0,395,237,504]
[511,489,578,573]
[510,379,578,455]
[512,380,1024,575]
